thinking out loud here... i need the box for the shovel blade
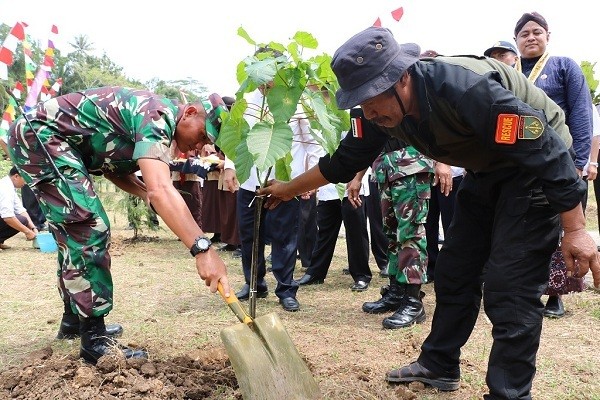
[220,312,321,400]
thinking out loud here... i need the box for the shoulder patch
[518,116,544,140]
[495,114,518,145]
[351,117,363,139]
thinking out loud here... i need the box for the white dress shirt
[0,175,26,219]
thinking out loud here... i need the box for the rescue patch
[495,114,518,144]
[518,116,544,140]
[351,117,363,139]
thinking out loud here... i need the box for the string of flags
[40,78,62,102]
[373,6,404,27]
[23,33,35,92]
[0,81,23,140]
[0,22,59,141]
[25,24,59,110]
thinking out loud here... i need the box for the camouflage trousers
[380,172,431,285]
[8,125,113,318]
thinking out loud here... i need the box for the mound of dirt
[0,346,240,400]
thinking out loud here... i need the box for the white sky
[1,0,599,96]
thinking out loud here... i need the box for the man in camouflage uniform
[362,139,433,329]
[8,86,230,364]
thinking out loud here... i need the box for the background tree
[149,78,207,103]
[68,34,94,58]
[581,61,600,104]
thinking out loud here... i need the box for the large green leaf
[312,53,338,84]
[274,153,293,182]
[288,42,300,64]
[247,121,293,171]
[268,69,304,122]
[217,99,249,162]
[300,88,349,155]
[235,60,249,89]
[293,32,318,50]
[246,58,278,86]
[233,141,255,185]
[237,27,256,46]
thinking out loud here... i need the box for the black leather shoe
[363,283,405,314]
[56,312,123,339]
[386,361,460,391]
[544,295,565,318]
[350,280,369,292]
[235,284,268,301]
[382,296,426,329]
[279,297,300,312]
[379,267,389,278]
[294,274,324,285]
[79,316,147,365]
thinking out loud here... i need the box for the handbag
[546,248,586,296]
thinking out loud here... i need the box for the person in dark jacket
[257,27,600,399]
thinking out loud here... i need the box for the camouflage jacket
[12,86,179,176]
[372,145,434,184]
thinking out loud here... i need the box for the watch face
[197,237,211,251]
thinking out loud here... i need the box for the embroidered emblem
[351,117,363,139]
[495,114,518,144]
[518,116,544,139]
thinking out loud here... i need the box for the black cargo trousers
[418,166,560,400]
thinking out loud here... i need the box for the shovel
[218,283,321,400]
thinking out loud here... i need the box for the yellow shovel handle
[218,282,253,325]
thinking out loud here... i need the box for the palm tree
[68,34,95,56]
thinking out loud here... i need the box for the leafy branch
[217,28,350,185]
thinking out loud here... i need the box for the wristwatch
[190,236,211,257]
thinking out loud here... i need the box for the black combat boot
[362,280,405,314]
[56,297,124,339]
[382,284,426,329]
[79,316,148,365]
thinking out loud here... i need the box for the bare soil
[0,221,599,400]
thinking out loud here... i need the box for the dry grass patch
[0,212,599,399]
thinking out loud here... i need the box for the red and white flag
[12,81,24,99]
[0,22,27,80]
[49,78,62,96]
[372,6,404,27]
